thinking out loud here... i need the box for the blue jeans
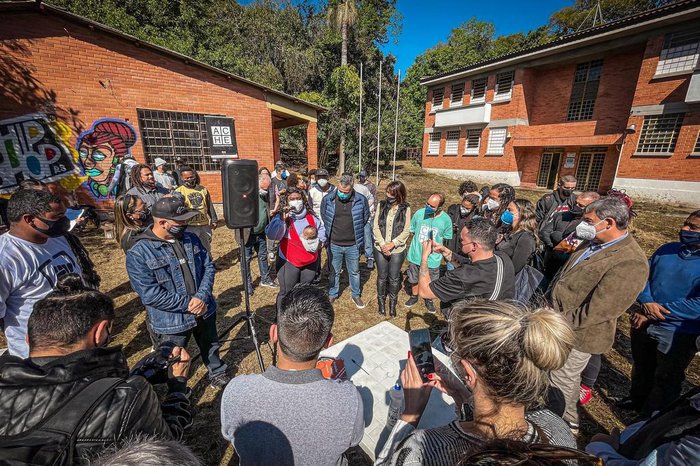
[244,232,271,287]
[363,219,374,259]
[329,243,361,298]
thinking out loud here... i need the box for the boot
[377,280,387,316]
[388,278,400,318]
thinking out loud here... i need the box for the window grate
[636,113,684,154]
[695,131,700,153]
[465,129,481,156]
[486,127,507,155]
[428,132,441,155]
[537,153,553,187]
[567,59,603,121]
[494,71,514,101]
[471,78,487,102]
[575,152,606,191]
[137,109,221,172]
[656,29,700,75]
[445,130,460,155]
[450,83,464,107]
[432,88,444,110]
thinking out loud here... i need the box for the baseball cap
[358,170,368,178]
[316,168,329,177]
[151,196,198,222]
[154,157,167,168]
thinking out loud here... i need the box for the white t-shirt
[0,233,81,358]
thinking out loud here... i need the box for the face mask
[570,205,584,216]
[387,196,397,205]
[259,188,268,196]
[560,188,575,197]
[500,210,515,225]
[425,204,436,215]
[485,198,500,211]
[32,215,70,238]
[167,223,187,238]
[680,230,700,247]
[131,211,148,222]
[288,199,303,212]
[301,237,320,252]
[460,206,471,216]
[575,219,605,241]
[310,178,316,184]
[337,190,351,202]
[281,170,289,180]
[183,180,196,188]
[317,178,328,187]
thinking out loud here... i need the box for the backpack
[0,377,122,465]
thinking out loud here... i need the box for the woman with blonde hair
[377,300,577,466]
[114,194,148,252]
[496,198,539,275]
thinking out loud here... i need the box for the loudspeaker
[222,159,259,229]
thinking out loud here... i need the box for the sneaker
[405,296,418,308]
[260,280,279,289]
[209,373,231,389]
[566,420,580,435]
[579,384,593,406]
[425,300,436,314]
[352,296,366,309]
[366,258,375,270]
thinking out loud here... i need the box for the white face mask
[317,178,328,187]
[576,219,606,241]
[288,199,303,212]
[301,237,320,252]
[485,198,500,211]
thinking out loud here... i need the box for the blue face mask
[337,190,351,202]
[424,204,435,215]
[500,210,515,225]
[281,170,289,180]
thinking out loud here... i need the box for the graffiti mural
[77,118,137,198]
[0,114,81,194]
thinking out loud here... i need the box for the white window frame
[428,132,441,155]
[445,130,460,155]
[635,113,684,155]
[486,127,507,155]
[471,78,487,104]
[656,29,700,76]
[431,88,444,111]
[465,129,481,156]
[494,71,514,101]
[450,83,464,107]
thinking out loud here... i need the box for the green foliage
[549,0,662,35]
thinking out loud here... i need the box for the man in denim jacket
[126,197,229,388]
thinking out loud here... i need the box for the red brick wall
[0,11,309,205]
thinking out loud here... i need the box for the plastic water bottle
[386,383,404,430]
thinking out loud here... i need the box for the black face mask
[386,196,397,205]
[560,187,575,197]
[167,224,187,239]
[183,180,197,188]
[32,216,70,238]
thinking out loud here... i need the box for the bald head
[576,191,600,208]
[427,193,445,213]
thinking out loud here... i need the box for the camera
[130,341,179,385]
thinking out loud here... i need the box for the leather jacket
[0,346,191,460]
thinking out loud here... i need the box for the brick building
[420,0,700,205]
[0,1,322,207]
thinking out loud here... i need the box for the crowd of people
[0,158,698,465]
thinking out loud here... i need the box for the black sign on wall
[205,116,238,159]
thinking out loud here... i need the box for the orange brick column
[306,121,318,170]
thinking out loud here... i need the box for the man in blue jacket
[321,173,370,309]
[618,210,700,417]
[126,196,228,388]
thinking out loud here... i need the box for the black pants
[374,249,406,300]
[156,314,226,378]
[276,256,318,311]
[630,324,698,417]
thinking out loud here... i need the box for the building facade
[0,2,322,208]
[420,0,700,205]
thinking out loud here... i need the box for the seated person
[376,300,577,466]
[417,218,515,316]
[220,283,364,465]
[0,275,192,463]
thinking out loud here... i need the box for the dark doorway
[536,151,562,189]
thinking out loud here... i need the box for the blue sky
[386,0,571,74]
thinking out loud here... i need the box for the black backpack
[0,377,122,465]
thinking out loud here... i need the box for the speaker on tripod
[221,159,265,371]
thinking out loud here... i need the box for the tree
[549,0,662,35]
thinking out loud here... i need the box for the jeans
[244,232,271,288]
[581,354,602,388]
[374,249,406,299]
[328,243,361,298]
[275,256,318,311]
[363,219,374,259]
[156,314,226,378]
[630,324,698,417]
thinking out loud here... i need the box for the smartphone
[428,229,434,241]
[408,329,436,383]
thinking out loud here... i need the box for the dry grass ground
[2,163,697,464]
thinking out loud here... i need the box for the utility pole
[358,61,363,172]
[391,69,401,181]
[375,60,382,185]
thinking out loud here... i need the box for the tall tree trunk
[338,18,348,174]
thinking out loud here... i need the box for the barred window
[428,132,441,155]
[537,153,554,188]
[695,132,700,154]
[471,78,487,103]
[450,83,464,107]
[656,29,700,75]
[486,127,507,155]
[576,151,606,192]
[465,129,481,156]
[432,88,444,110]
[137,109,221,172]
[445,130,460,155]
[567,60,603,121]
[494,71,514,101]
[636,113,684,154]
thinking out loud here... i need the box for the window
[445,130,460,155]
[465,129,481,155]
[656,29,700,75]
[428,132,441,154]
[432,88,444,110]
[494,71,514,101]
[471,78,487,103]
[694,132,700,154]
[486,127,507,155]
[137,109,221,172]
[450,84,464,107]
[576,151,606,191]
[567,60,603,121]
[636,113,684,154]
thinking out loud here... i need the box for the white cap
[154,157,167,168]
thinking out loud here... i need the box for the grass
[3,162,697,464]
